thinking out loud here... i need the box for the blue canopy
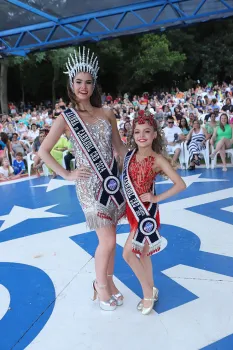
[1,0,233,56]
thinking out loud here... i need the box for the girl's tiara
[64,46,99,91]
[133,110,157,129]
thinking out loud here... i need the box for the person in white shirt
[45,112,53,127]
[164,116,183,163]
[27,124,39,142]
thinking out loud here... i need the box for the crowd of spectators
[1,82,233,181]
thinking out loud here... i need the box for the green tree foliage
[130,34,186,84]
[47,47,75,105]
[5,18,233,104]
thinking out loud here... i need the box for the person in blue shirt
[13,152,26,176]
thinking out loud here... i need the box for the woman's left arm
[104,109,128,158]
[140,155,186,204]
[202,127,208,142]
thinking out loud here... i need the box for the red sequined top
[126,153,160,233]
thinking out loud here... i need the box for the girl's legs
[95,225,117,304]
[123,232,153,308]
[140,243,154,288]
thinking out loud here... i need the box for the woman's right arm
[38,115,69,179]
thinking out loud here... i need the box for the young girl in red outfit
[122,111,186,315]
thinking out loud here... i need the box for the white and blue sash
[122,149,161,255]
[63,108,125,209]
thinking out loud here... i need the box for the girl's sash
[63,108,125,209]
[122,149,161,255]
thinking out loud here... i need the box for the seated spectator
[0,138,5,160]
[53,103,62,118]
[45,111,53,126]
[49,135,69,178]
[58,98,66,110]
[11,133,29,157]
[211,98,220,112]
[3,122,16,140]
[162,105,172,118]
[186,120,207,170]
[32,130,46,176]
[180,117,190,137]
[112,108,121,120]
[210,113,233,171]
[118,113,127,130]
[12,152,25,176]
[187,112,197,128]
[27,124,39,142]
[196,99,204,113]
[35,114,44,128]
[173,106,183,125]
[205,113,219,138]
[124,120,132,138]
[164,116,183,164]
[0,158,16,181]
[64,141,75,171]
[17,121,28,139]
[128,107,135,120]
[0,132,12,161]
[188,103,199,118]
[119,128,127,144]
[222,97,233,113]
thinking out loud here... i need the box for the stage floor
[1,168,233,350]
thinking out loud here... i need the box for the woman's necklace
[75,105,98,122]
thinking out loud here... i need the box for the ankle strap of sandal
[107,274,113,277]
[95,280,107,289]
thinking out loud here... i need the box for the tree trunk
[52,65,59,106]
[0,59,9,114]
[20,67,25,106]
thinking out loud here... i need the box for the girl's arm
[140,155,186,204]
[104,108,128,158]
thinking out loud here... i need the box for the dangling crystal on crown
[64,46,99,90]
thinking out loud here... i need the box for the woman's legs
[95,225,117,303]
[123,233,153,308]
[211,138,233,170]
[212,138,233,156]
[218,144,227,170]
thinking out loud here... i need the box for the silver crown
[64,47,99,90]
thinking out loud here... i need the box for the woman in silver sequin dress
[39,47,127,311]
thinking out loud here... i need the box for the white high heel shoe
[137,287,159,312]
[108,274,124,306]
[92,280,117,311]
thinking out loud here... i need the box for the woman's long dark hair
[67,79,102,110]
[219,113,228,132]
[180,117,190,131]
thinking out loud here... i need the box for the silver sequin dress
[69,118,126,230]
